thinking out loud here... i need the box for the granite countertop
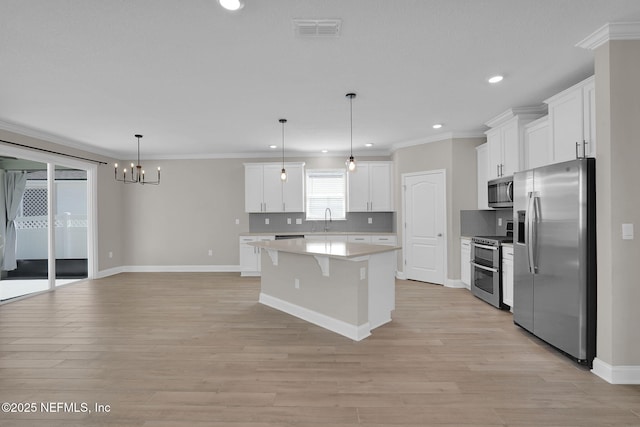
[247,238,399,259]
[240,231,396,236]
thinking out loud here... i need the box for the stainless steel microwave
[488,176,513,208]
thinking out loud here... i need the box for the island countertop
[248,237,399,259]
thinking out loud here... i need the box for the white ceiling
[2,0,640,160]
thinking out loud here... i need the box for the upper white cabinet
[244,163,305,213]
[485,107,546,180]
[544,76,595,163]
[524,116,551,170]
[476,143,489,210]
[347,161,393,212]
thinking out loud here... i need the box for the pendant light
[114,134,160,185]
[346,92,356,172]
[279,119,287,181]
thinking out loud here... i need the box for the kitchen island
[248,238,399,341]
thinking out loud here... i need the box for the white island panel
[250,238,398,341]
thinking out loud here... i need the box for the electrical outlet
[360,267,366,280]
[235,218,240,225]
[498,218,503,226]
[368,217,373,224]
[208,249,213,256]
[287,218,292,225]
[296,218,302,225]
[265,218,270,225]
[108,251,113,259]
[295,278,300,289]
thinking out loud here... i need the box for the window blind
[305,169,346,220]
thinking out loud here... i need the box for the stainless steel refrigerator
[513,158,596,365]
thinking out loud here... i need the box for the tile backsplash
[249,212,395,233]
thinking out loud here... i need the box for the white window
[305,169,346,220]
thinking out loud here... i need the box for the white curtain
[3,171,27,270]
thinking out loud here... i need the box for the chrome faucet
[324,207,332,232]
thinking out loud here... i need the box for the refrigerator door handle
[532,195,540,272]
[526,192,536,274]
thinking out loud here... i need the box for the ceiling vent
[293,19,342,37]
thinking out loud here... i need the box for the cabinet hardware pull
[583,140,588,158]
[497,164,500,177]
[575,142,580,159]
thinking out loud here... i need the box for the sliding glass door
[0,148,94,302]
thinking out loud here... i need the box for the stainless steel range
[470,235,512,309]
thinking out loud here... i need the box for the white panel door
[403,171,445,284]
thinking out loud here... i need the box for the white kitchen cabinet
[502,245,514,310]
[244,163,305,213]
[476,143,489,210]
[348,235,372,244]
[347,162,393,212]
[371,235,397,246]
[524,116,551,169]
[485,107,546,180]
[545,76,595,163]
[239,235,274,276]
[460,238,471,289]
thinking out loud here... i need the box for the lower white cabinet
[239,235,274,276]
[502,246,514,310]
[460,238,471,289]
[348,235,372,244]
[304,234,348,242]
[371,235,397,246]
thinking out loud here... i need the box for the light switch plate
[296,218,302,225]
[265,218,270,225]
[368,217,373,224]
[287,218,291,225]
[622,223,634,240]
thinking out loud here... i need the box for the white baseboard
[95,265,241,277]
[592,358,640,384]
[259,292,371,341]
[445,278,467,289]
[95,266,126,278]
[123,265,241,273]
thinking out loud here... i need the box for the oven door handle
[471,262,499,273]
[472,243,499,251]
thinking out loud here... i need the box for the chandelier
[346,92,356,172]
[114,134,160,185]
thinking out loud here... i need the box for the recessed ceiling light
[488,75,504,84]
[218,0,243,11]
[321,149,328,153]
[269,145,277,149]
[365,143,373,147]
[432,124,443,129]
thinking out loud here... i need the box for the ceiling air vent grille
[293,19,342,38]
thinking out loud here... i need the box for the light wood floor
[0,273,639,427]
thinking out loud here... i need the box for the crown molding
[576,22,640,50]
[484,105,547,128]
[144,149,392,161]
[0,119,120,160]
[390,131,486,152]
